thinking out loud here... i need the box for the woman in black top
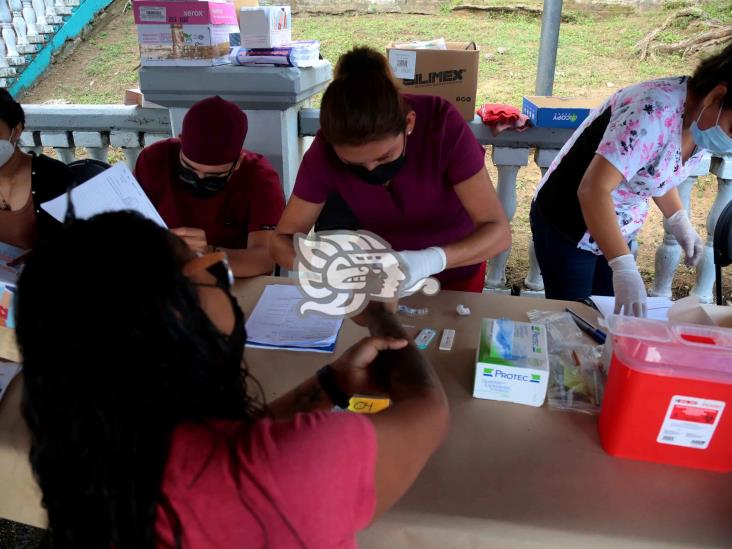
[0,89,74,250]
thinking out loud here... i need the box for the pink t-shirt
[156,411,377,548]
[294,94,486,285]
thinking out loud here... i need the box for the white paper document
[41,163,167,228]
[590,295,674,322]
[0,361,21,404]
[245,284,343,353]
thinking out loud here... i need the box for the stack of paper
[245,284,342,353]
[590,295,674,322]
[0,361,21,404]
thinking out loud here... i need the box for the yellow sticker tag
[348,396,391,414]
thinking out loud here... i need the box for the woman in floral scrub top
[531,42,732,316]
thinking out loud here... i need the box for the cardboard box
[123,88,165,109]
[132,0,239,67]
[473,318,549,407]
[386,42,480,122]
[238,6,291,49]
[668,296,732,328]
[232,0,257,11]
[522,96,605,129]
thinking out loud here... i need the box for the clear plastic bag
[392,37,447,50]
[527,310,606,414]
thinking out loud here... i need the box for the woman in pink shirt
[15,210,449,548]
[271,47,511,293]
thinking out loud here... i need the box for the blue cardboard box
[522,96,604,129]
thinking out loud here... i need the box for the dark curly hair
[15,211,262,548]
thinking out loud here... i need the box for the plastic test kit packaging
[599,315,732,472]
[473,318,549,407]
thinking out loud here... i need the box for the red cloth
[156,412,377,548]
[181,96,248,165]
[294,94,487,287]
[441,260,486,293]
[476,104,531,136]
[134,138,285,249]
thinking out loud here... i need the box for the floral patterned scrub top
[533,76,706,255]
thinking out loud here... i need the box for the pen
[565,308,606,344]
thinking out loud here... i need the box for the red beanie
[181,96,248,165]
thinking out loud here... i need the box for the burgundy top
[135,138,285,249]
[293,94,486,284]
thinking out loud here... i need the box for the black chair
[713,200,732,305]
[61,159,113,224]
[66,158,112,184]
[314,192,359,232]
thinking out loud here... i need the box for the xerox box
[473,318,549,407]
[386,42,479,122]
[522,96,604,129]
[133,0,239,66]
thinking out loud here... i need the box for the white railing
[21,104,172,169]
[22,104,732,303]
[0,0,74,85]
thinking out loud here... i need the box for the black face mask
[343,134,408,186]
[177,161,235,198]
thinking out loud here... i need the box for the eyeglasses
[183,252,235,291]
[177,159,236,193]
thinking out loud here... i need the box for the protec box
[132,0,239,66]
[522,95,604,129]
[473,318,549,407]
[599,315,732,473]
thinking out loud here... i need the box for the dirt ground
[484,151,729,300]
[21,0,139,104]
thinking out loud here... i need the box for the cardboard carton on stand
[238,6,292,49]
[133,0,240,66]
[386,41,480,122]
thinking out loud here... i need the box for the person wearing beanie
[134,95,285,278]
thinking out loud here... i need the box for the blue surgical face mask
[691,104,732,155]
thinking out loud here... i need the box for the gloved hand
[666,209,704,267]
[609,254,647,317]
[397,247,446,294]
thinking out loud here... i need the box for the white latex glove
[397,247,447,294]
[666,209,704,267]
[608,254,647,317]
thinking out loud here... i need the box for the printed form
[245,285,343,353]
[41,163,167,228]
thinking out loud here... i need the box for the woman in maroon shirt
[271,47,511,293]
